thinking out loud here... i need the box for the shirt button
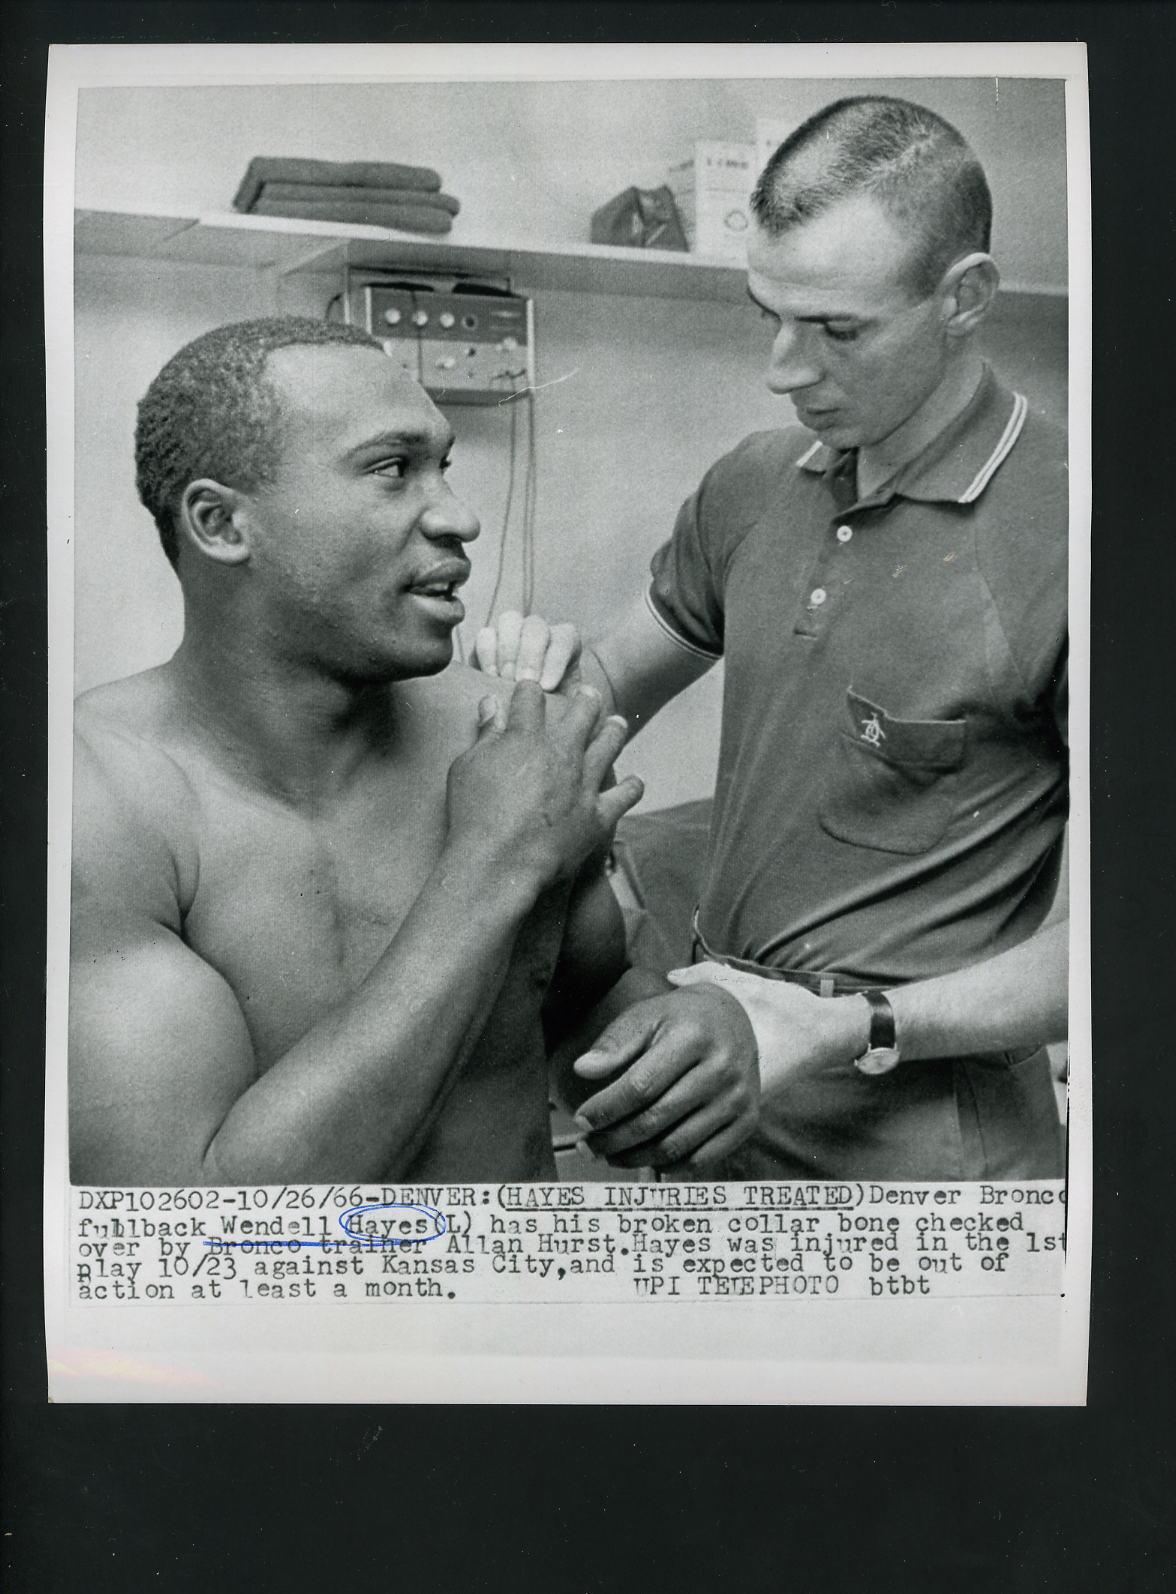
[810,587,828,606]
[836,524,853,543]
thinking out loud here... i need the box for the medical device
[340,268,534,406]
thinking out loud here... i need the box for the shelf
[74,206,752,303]
[75,207,1069,304]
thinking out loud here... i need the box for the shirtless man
[69,317,757,1187]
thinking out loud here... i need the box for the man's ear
[178,479,253,567]
[939,252,1000,338]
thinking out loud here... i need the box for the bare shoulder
[398,661,515,748]
[73,669,197,924]
[426,661,580,719]
[76,664,182,744]
[76,672,195,821]
[430,660,514,712]
[394,664,587,777]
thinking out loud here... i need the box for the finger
[572,1004,663,1087]
[550,683,604,752]
[574,1011,698,1131]
[667,963,752,997]
[539,624,582,693]
[601,1095,738,1169]
[475,694,507,737]
[504,676,547,731]
[595,773,644,830]
[495,610,524,679]
[582,715,629,790]
[659,1116,752,1176]
[581,1054,726,1157]
[473,625,499,676]
[514,615,552,682]
[666,963,722,987]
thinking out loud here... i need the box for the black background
[3,4,1174,1591]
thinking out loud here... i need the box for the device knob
[412,309,429,327]
[382,307,402,326]
[439,311,456,329]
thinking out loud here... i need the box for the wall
[76,75,1068,289]
[73,76,1070,811]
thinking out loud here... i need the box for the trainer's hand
[570,985,759,1172]
[474,610,582,693]
[669,962,864,1100]
[446,680,642,887]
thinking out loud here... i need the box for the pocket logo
[859,712,886,748]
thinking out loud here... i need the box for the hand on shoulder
[473,609,583,693]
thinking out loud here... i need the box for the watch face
[854,1047,901,1077]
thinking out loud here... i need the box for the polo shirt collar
[795,364,1029,506]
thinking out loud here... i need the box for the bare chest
[185,782,450,1052]
[160,757,564,1178]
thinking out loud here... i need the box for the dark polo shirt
[649,365,1068,986]
[646,368,1068,1179]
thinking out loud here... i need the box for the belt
[690,910,878,997]
[689,910,1041,1070]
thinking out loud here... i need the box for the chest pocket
[820,689,967,855]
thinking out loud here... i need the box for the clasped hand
[446,679,642,887]
[570,983,760,1172]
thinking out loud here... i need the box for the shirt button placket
[797,519,853,634]
[804,523,852,612]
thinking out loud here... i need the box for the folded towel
[233,156,442,211]
[250,197,454,234]
[255,182,460,215]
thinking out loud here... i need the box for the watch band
[853,989,901,1076]
[862,989,896,1049]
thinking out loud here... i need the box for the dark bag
[589,185,688,251]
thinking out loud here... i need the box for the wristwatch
[853,989,901,1076]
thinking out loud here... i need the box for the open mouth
[405,564,470,622]
[410,580,464,600]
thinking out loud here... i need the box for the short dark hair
[750,96,993,296]
[135,316,383,568]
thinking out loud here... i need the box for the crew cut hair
[135,316,384,569]
[751,96,993,296]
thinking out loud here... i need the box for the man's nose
[420,487,480,544]
[766,321,821,394]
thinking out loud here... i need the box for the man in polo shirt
[476,95,1068,1181]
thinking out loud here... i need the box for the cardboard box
[667,141,755,257]
[667,140,757,199]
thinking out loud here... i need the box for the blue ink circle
[338,1201,448,1246]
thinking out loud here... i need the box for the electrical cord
[482,375,537,626]
[521,381,538,615]
[481,378,522,628]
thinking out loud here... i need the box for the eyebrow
[344,427,455,460]
[745,286,865,325]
